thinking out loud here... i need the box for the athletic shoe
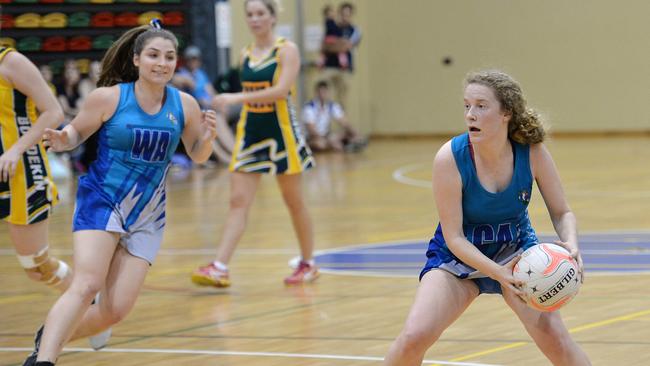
[191,263,231,287]
[88,293,111,350]
[284,261,319,285]
[23,325,43,366]
[22,354,37,366]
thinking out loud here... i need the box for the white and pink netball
[513,243,581,312]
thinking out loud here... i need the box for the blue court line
[314,232,650,276]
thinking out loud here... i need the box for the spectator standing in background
[320,2,361,110]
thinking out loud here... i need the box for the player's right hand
[493,255,526,301]
[0,148,21,182]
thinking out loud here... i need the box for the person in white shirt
[302,80,366,152]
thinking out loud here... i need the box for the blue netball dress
[73,82,184,264]
[421,133,538,294]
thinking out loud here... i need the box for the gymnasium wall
[229,0,649,135]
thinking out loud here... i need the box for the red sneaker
[284,261,319,285]
[191,263,231,288]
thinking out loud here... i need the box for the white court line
[0,248,297,256]
[1,247,649,257]
[392,163,431,188]
[0,347,502,366]
[392,162,650,197]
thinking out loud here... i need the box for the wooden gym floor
[1,135,649,365]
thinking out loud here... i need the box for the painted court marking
[392,162,650,197]
[313,232,650,277]
[431,308,650,365]
[0,347,501,366]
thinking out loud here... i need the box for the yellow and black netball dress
[0,47,58,225]
[230,38,314,175]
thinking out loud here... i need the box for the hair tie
[149,18,162,29]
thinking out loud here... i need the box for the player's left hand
[0,148,22,182]
[201,109,218,140]
[554,240,585,283]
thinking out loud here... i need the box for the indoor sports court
[1,1,648,365]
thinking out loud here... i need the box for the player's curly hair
[465,70,546,144]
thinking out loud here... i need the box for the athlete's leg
[10,219,72,291]
[326,132,345,151]
[308,135,329,152]
[383,270,479,366]
[192,172,262,287]
[70,245,149,340]
[276,173,314,262]
[214,172,262,263]
[503,288,591,366]
[35,230,119,362]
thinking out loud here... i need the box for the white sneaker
[47,152,71,181]
[288,256,301,269]
[89,293,112,350]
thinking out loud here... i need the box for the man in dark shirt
[320,2,361,110]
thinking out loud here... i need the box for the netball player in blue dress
[23,22,218,366]
[383,70,591,365]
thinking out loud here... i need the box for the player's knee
[68,275,104,301]
[229,193,252,210]
[544,326,573,351]
[17,246,71,289]
[534,316,574,353]
[397,327,439,355]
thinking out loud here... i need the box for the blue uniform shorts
[72,178,165,265]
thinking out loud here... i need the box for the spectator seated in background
[303,80,366,152]
[56,59,82,124]
[173,45,215,109]
[171,45,235,165]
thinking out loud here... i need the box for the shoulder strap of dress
[0,47,14,63]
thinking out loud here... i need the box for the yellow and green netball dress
[231,38,314,174]
[0,47,58,224]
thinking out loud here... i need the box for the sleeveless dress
[0,47,58,225]
[421,133,539,294]
[73,82,184,264]
[230,38,314,175]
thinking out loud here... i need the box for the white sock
[303,258,315,266]
[212,261,228,271]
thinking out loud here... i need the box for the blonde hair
[245,0,281,16]
[465,70,546,144]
